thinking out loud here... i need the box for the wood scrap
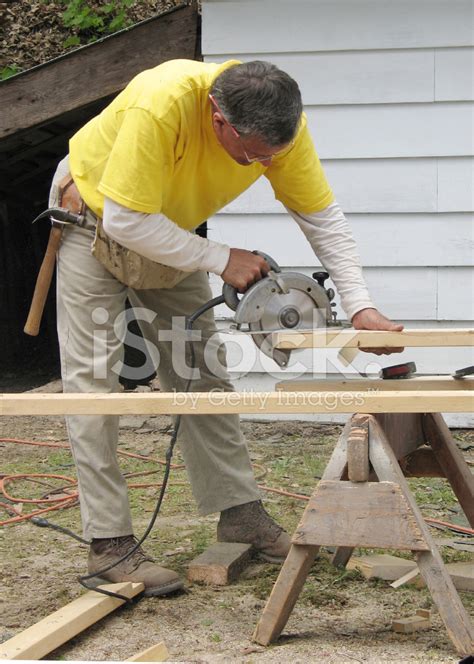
[346,554,417,581]
[0,582,144,660]
[127,642,169,662]
[188,542,253,585]
[392,609,431,633]
[445,562,474,592]
[391,562,474,591]
[390,567,421,589]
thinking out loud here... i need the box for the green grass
[2,419,472,650]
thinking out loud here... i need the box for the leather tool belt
[62,175,190,290]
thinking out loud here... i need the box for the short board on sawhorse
[253,412,474,657]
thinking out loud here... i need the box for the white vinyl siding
[202,0,474,426]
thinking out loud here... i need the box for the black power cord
[72,298,225,602]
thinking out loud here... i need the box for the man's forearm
[286,202,375,320]
[102,197,230,275]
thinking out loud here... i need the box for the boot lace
[107,535,153,572]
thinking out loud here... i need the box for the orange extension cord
[1,437,473,536]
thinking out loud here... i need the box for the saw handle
[251,250,281,272]
[24,225,63,336]
[223,251,281,311]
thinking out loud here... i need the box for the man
[50,59,402,596]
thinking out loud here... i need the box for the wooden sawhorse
[253,411,474,656]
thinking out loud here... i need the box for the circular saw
[222,252,340,367]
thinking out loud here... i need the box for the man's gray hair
[210,60,303,146]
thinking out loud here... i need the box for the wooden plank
[445,563,474,592]
[231,373,474,429]
[331,547,354,568]
[347,415,370,481]
[368,418,474,656]
[273,328,474,350]
[252,544,319,646]
[1,389,473,416]
[390,567,421,589]
[292,481,429,550]
[347,554,417,581]
[127,642,169,662]
[276,377,474,392]
[208,50,436,105]
[0,582,144,660]
[422,413,474,527]
[211,324,474,380]
[253,426,349,646]
[210,214,473,264]
[392,615,431,633]
[202,0,474,54]
[187,542,253,585]
[0,5,198,139]
[304,103,474,160]
[391,564,474,592]
[435,48,474,101]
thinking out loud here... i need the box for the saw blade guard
[233,271,333,368]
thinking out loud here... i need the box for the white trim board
[208,214,474,267]
[205,49,474,105]
[303,103,473,160]
[202,0,474,55]
[216,159,474,214]
[209,267,474,321]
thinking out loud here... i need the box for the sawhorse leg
[253,415,474,656]
[368,418,473,655]
[253,418,352,646]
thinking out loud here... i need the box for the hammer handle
[24,225,63,336]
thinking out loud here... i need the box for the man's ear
[212,111,225,128]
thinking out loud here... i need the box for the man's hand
[351,307,405,355]
[221,248,270,292]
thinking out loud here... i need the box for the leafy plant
[1,64,20,80]
[60,0,136,48]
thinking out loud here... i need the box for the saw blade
[248,286,329,367]
[256,288,328,331]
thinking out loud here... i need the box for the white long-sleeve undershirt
[102,197,231,275]
[102,197,374,320]
[286,202,374,320]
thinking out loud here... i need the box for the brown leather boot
[217,500,291,563]
[88,535,183,597]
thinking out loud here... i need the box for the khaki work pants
[51,158,260,541]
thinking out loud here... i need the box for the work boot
[217,500,291,563]
[88,535,183,597]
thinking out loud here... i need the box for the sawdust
[1,408,471,662]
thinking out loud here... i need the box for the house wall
[201,0,474,426]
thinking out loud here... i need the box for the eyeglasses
[209,94,293,163]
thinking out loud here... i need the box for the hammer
[24,207,86,336]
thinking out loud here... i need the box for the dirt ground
[1,404,473,663]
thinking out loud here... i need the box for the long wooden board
[276,377,474,392]
[0,390,472,416]
[272,328,474,350]
[0,582,144,660]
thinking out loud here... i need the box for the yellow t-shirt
[69,59,333,228]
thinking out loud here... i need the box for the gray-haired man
[51,59,402,596]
